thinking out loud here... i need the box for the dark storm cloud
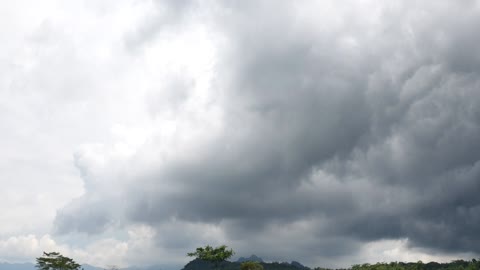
[55,0,480,264]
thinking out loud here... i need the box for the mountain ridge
[236,255,264,263]
[182,257,311,270]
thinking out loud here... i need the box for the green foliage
[240,261,264,270]
[182,257,480,270]
[35,252,82,270]
[187,245,235,264]
[329,259,480,270]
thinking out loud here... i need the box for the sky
[1,0,480,269]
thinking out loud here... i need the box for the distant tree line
[185,245,480,270]
[35,247,480,270]
[315,259,480,270]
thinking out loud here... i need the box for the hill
[182,258,310,270]
[237,255,264,263]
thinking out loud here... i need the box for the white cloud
[0,235,64,263]
[358,239,477,265]
[0,225,183,268]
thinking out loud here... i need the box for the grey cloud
[145,74,193,116]
[124,0,199,50]
[55,0,480,266]
[55,197,114,235]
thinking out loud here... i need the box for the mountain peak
[291,261,308,269]
[236,255,264,263]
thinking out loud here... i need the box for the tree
[187,245,234,270]
[240,261,264,270]
[36,252,82,270]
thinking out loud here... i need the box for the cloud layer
[2,0,480,268]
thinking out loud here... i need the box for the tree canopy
[240,261,264,270]
[35,252,82,270]
[338,259,480,270]
[187,245,235,264]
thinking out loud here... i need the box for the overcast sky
[1,1,480,269]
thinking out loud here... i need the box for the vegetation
[35,252,82,270]
[187,245,235,263]
[240,261,264,270]
[34,249,480,270]
[315,259,480,270]
[187,245,235,270]
[182,257,480,270]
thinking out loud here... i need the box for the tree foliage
[240,261,264,270]
[36,252,82,270]
[332,259,480,270]
[182,257,480,270]
[187,245,235,264]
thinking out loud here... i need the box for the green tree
[36,252,82,270]
[240,261,263,270]
[187,245,234,270]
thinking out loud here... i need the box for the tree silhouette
[36,252,82,270]
[187,245,234,270]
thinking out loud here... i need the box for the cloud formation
[2,0,480,268]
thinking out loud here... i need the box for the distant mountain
[264,261,311,270]
[181,258,217,270]
[0,262,35,270]
[81,264,104,270]
[182,258,310,270]
[125,264,178,270]
[0,262,178,270]
[0,262,104,270]
[290,261,308,269]
[237,255,264,263]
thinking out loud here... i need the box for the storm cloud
[2,0,479,268]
